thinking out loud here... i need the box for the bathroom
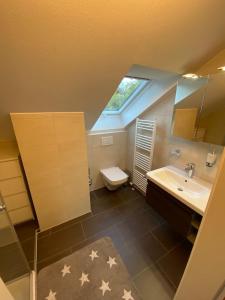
[1,2,225,300]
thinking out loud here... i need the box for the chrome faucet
[184,163,195,178]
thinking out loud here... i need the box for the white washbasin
[146,166,212,215]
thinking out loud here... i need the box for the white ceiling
[1,0,225,138]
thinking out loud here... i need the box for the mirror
[172,77,208,141]
[172,73,225,146]
[197,72,225,145]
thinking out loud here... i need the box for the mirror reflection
[197,72,225,145]
[172,77,208,141]
[172,73,225,146]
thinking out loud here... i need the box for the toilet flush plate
[101,136,113,146]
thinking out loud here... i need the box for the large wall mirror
[171,72,225,146]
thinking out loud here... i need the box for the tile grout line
[80,221,87,240]
[38,187,143,237]
[150,230,171,253]
[155,261,178,290]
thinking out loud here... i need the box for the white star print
[122,289,134,300]
[89,250,99,261]
[45,290,57,300]
[61,264,71,277]
[79,272,90,286]
[107,256,117,269]
[99,280,111,296]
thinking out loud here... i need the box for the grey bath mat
[38,237,141,299]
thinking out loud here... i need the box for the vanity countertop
[146,165,212,216]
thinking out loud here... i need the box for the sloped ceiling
[1,0,225,138]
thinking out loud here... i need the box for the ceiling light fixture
[217,66,225,71]
[182,73,199,79]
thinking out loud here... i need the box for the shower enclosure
[0,193,32,299]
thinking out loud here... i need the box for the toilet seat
[100,167,128,186]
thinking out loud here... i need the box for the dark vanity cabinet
[146,180,202,242]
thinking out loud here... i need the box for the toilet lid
[100,167,128,182]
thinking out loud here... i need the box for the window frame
[103,77,150,115]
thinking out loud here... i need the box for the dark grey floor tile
[91,189,122,214]
[93,187,117,199]
[116,195,149,219]
[117,208,161,243]
[134,265,175,300]
[82,208,122,238]
[71,226,126,255]
[91,186,141,214]
[15,220,38,241]
[119,232,166,277]
[116,186,142,202]
[37,222,84,261]
[0,243,29,282]
[37,248,72,272]
[147,206,166,225]
[37,229,51,239]
[135,232,167,262]
[152,223,183,251]
[157,241,192,287]
[87,225,126,252]
[90,191,96,201]
[21,237,35,262]
[119,242,150,277]
[91,197,120,214]
[38,213,92,238]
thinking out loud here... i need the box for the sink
[146,166,212,215]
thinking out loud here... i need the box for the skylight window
[104,77,149,113]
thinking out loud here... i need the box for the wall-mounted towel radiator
[133,118,156,194]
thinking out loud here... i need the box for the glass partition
[0,193,30,298]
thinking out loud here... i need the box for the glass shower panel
[0,196,30,283]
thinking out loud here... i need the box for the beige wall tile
[126,92,223,184]
[11,112,91,230]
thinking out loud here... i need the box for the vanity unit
[146,166,212,244]
[0,142,34,224]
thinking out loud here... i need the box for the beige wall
[11,112,91,230]
[126,91,223,184]
[88,131,127,191]
[174,149,225,300]
[195,48,225,75]
[0,278,13,300]
[199,108,225,145]
[1,1,225,139]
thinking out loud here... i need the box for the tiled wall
[126,91,223,184]
[87,131,128,191]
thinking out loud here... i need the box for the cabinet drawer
[4,192,30,211]
[0,160,21,180]
[8,206,33,225]
[0,177,26,196]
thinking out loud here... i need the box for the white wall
[88,131,127,191]
[126,90,223,183]
[174,149,225,300]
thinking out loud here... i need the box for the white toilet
[100,167,128,191]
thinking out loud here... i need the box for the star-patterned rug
[37,237,141,300]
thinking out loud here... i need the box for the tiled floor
[15,219,39,270]
[17,186,192,299]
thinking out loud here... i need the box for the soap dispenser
[206,151,217,167]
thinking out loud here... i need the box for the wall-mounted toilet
[100,167,128,191]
